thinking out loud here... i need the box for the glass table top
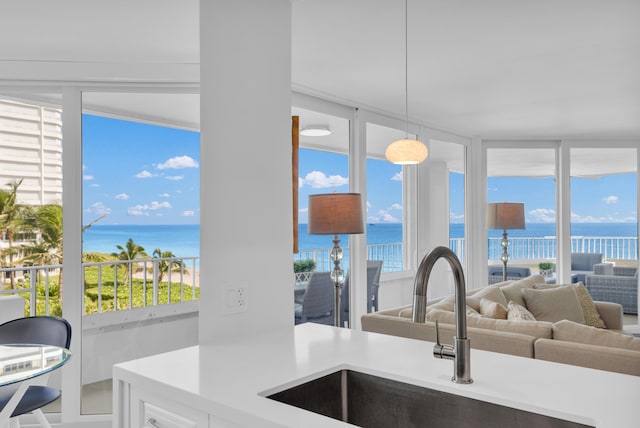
[0,344,71,388]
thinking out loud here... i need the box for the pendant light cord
[404,0,409,139]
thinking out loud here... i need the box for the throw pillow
[466,287,508,312]
[479,298,508,319]
[500,274,546,307]
[535,282,605,328]
[522,286,585,324]
[466,305,482,317]
[573,283,606,328]
[553,320,640,352]
[533,283,558,290]
[507,301,536,321]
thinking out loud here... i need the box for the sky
[82,114,638,226]
[82,114,200,226]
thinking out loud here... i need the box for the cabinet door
[131,387,208,428]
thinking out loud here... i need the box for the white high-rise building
[0,98,63,205]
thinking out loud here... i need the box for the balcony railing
[0,256,199,317]
[294,242,403,275]
[2,235,637,316]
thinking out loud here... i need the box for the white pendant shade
[385,138,428,165]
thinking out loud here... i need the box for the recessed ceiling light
[300,125,331,137]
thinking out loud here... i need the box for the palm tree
[22,204,63,298]
[112,238,147,284]
[152,248,184,283]
[0,179,28,289]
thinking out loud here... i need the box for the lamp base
[500,229,509,282]
[330,234,344,327]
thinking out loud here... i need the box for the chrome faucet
[412,246,472,384]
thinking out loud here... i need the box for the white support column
[465,137,487,291]
[61,87,83,424]
[636,147,639,326]
[417,154,450,299]
[349,108,367,329]
[557,142,571,284]
[199,0,293,344]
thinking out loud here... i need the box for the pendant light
[385,0,428,165]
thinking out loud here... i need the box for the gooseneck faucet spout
[412,246,472,384]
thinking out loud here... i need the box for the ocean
[82,223,638,258]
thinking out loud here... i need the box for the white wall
[82,307,198,384]
[199,0,293,343]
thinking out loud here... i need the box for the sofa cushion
[553,320,640,352]
[426,309,552,339]
[427,295,455,313]
[399,303,480,319]
[499,274,546,307]
[479,298,507,319]
[466,286,508,312]
[522,286,585,324]
[507,301,536,321]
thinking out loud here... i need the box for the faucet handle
[433,320,455,360]
[434,320,444,355]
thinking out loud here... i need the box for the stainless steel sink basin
[266,369,593,428]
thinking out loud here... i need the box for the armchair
[585,265,638,314]
[570,252,603,283]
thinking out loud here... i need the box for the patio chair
[339,260,383,327]
[570,252,603,283]
[0,316,72,428]
[487,265,531,285]
[586,264,638,314]
[294,272,334,325]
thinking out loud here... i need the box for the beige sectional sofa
[361,275,640,376]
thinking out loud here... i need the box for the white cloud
[603,195,619,204]
[86,202,111,216]
[156,155,199,170]
[149,201,171,210]
[298,177,304,189]
[127,201,172,216]
[368,209,400,223]
[115,193,129,200]
[136,170,153,178]
[90,183,100,188]
[391,172,402,181]
[182,210,195,217]
[366,201,372,209]
[571,211,637,223]
[529,208,555,223]
[450,213,465,223]
[389,203,402,211]
[165,175,184,181]
[83,175,94,181]
[299,208,308,214]
[301,170,348,188]
[159,193,170,198]
[128,208,149,216]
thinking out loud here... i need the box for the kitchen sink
[266,369,593,428]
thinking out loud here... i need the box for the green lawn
[15,264,199,317]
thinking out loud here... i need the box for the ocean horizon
[82,223,638,258]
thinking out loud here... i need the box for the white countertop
[114,323,640,427]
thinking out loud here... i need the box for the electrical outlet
[225,285,248,314]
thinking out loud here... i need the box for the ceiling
[0,0,638,175]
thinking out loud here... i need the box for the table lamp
[487,202,526,282]
[308,193,364,327]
